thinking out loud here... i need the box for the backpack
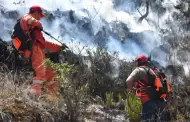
[11,19,34,52]
[142,66,171,100]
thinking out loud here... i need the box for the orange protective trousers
[21,29,61,95]
[32,29,61,93]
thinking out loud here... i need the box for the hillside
[1,0,190,122]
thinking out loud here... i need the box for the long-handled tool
[42,30,68,49]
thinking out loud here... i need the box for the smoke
[0,0,180,65]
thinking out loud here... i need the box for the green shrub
[118,93,123,102]
[125,91,142,122]
[105,92,115,108]
[45,59,88,122]
[86,47,116,97]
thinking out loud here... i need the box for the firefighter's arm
[28,17,43,30]
[32,29,45,45]
[32,29,61,52]
[126,68,140,91]
[45,41,62,52]
[126,76,135,91]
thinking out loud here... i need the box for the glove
[61,43,68,50]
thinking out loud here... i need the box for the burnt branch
[138,0,149,23]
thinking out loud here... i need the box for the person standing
[12,5,66,97]
[126,54,170,122]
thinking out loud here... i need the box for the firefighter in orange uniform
[13,5,63,97]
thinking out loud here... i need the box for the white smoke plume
[0,0,181,65]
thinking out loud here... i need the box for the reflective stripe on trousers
[31,44,57,90]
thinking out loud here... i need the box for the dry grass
[0,70,69,122]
